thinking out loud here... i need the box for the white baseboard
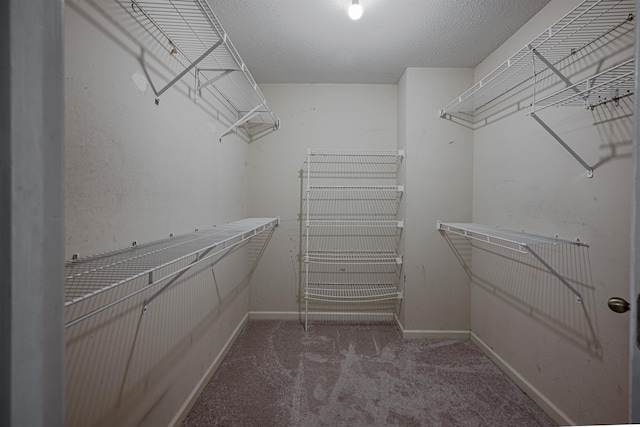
[394,316,470,339]
[400,328,470,340]
[169,312,250,427]
[250,311,396,323]
[470,332,573,426]
[249,311,302,321]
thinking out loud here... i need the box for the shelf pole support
[528,46,583,98]
[219,103,263,142]
[524,246,583,303]
[197,69,234,91]
[155,38,225,102]
[530,112,594,178]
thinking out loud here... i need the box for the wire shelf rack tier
[305,283,402,303]
[439,0,635,118]
[131,0,279,138]
[437,222,586,302]
[64,217,279,327]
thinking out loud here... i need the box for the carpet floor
[183,320,556,426]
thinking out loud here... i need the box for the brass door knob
[608,297,630,313]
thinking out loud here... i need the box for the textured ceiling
[209,0,551,84]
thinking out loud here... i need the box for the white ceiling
[210,0,551,84]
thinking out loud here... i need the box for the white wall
[470,0,633,423]
[397,68,474,333]
[247,84,398,316]
[65,1,253,425]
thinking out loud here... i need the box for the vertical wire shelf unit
[437,222,588,303]
[438,0,635,178]
[64,218,279,328]
[303,149,405,330]
[129,0,279,141]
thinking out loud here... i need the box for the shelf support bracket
[530,112,594,178]
[528,46,583,98]
[142,246,216,313]
[155,38,225,103]
[197,69,234,91]
[524,245,583,303]
[219,103,264,142]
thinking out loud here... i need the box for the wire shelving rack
[64,217,279,328]
[303,149,404,330]
[437,222,588,303]
[130,0,279,141]
[438,0,635,119]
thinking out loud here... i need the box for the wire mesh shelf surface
[64,217,278,327]
[439,0,635,119]
[305,283,402,302]
[438,222,587,253]
[530,57,635,112]
[130,0,279,134]
[305,250,403,265]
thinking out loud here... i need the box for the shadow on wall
[442,234,601,358]
[64,244,261,427]
[592,95,633,171]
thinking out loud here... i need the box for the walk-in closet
[3,0,639,426]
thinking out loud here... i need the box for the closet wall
[470,0,632,424]
[65,1,255,426]
[247,84,398,316]
[396,68,474,333]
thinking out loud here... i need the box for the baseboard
[169,312,250,427]
[470,332,573,426]
[394,317,470,340]
[249,311,396,323]
[249,311,302,321]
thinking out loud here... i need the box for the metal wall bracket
[154,38,225,104]
[528,46,584,99]
[219,104,265,142]
[530,112,594,178]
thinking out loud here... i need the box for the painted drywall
[397,68,474,333]
[247,84,398,317]
[65,1,256,425]
[249,73,473,334]
[470,0,633,423]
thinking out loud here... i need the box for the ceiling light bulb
[348,0,363,20]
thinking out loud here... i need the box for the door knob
[608,297,630,313]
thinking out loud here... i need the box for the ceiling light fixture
[348,0,363,20]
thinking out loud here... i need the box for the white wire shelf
[308,185,404,193]
[130,0,279,141]
[437,222,587,302]
[308,149,405,158]
[307,219,403,228]
[305,250,402,265]
[305,283,403,302]
[64,217,278,328]
[438,0,635,119]
[530,58,635,112]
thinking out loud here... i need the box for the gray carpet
[183,320,556,426]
